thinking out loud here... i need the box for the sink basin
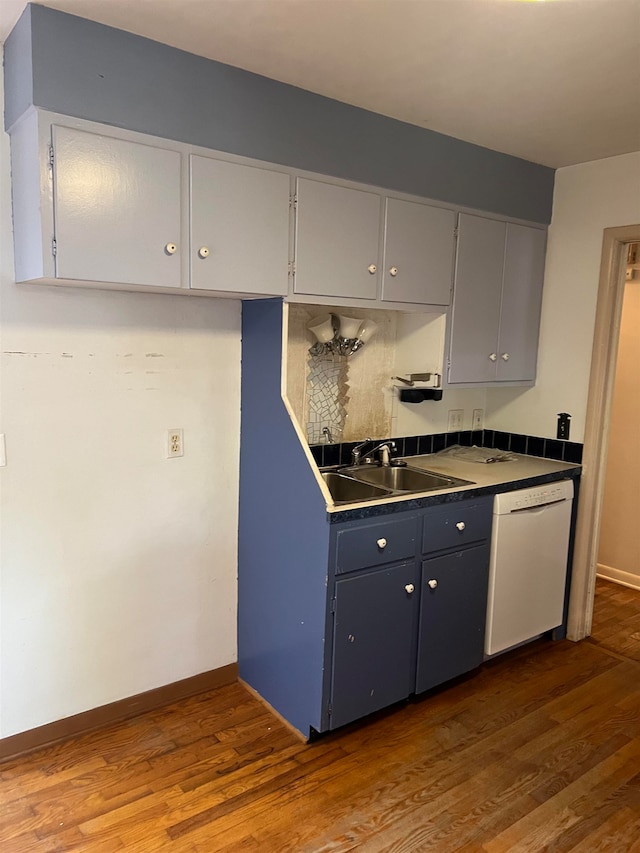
[340,465,473,493]
[321,471,392,504]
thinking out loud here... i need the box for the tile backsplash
[310,429,583,468]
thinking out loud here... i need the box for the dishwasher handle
[509,498,568,513]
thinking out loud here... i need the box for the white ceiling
[1,0,639,168]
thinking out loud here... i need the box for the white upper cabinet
[292,178,456,309]
[52,126,183,288]
[498,223,547,382]
[190,155,290,296]
[381,198,455,306]
[9,112,290,297]
[447,213,546,386]
[8,111,545,320]
[293,177,381,301]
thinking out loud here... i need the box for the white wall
[485,152,640,442]
[392,313,488,436]
[0,75,241,737]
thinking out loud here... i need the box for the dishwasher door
[485,481,573,657]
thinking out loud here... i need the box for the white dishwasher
[485,480,574,657]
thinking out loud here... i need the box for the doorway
[597,243,639,590]
[568,225,640,641]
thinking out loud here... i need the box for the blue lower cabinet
[325,496,493,731]
[416,544,490,693]
[329,560,419,730]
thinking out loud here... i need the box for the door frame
[567,224,640,640]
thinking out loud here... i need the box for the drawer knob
[456,521,466,531]
[489,353,497,362]
[428,579,438,589]
[376,537,387,549]
[389,266,398,277]
[165,242,178,255]
[198,246,210,259]
[404,583,415,594]
[368,264,377,274]
[501,352,510,361]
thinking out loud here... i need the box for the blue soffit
[4,4,555,224]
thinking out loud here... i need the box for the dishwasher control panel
[494,480,574,514]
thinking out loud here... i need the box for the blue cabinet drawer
[334,515,418,574]
[422,497,492,555]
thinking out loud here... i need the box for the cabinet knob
[376,537,387,549]
[428,579,438,589]
[165,242,178,255]
[389,266,398,277]
[404,583,415,594]
[368,264,377,274]
[489,353,497,362]
[456,521,466,531]
[198,246,210,259]
[501,352,510,361]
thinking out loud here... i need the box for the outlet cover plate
[167,428,184,458]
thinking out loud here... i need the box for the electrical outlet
[447,409,464,431]
[472,408,484,430]
[167,429,184,458]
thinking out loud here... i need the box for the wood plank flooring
[1,578,638,852]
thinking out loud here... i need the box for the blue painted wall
[4,3,555,223]
[238,300,330,735]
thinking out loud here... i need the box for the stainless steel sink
[321,471,392,504]
[339,465,473,493]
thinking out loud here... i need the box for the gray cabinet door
[497,224,546,382]
[190,155,290,295]
[416,544,490,693]
[293,178,381,300]
[382,198,455,305]
[448,213,505,383]
[52,126,182,288]
[330,561,419,729]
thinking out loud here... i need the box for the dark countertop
[326,453,581,523]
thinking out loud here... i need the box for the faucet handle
[351,437,373,464]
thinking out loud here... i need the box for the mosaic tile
[306,352,349,444]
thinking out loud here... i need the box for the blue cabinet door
[416,544,490,693]
[330,561,419,729]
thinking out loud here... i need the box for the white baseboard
[596,563,640,592]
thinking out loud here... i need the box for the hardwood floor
[1,578,638,852]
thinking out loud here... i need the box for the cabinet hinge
[290,194,298,209]
[48,144,55,169]
[330,597,336,613]
[51,237,57,257]
[327,703,333,716]
[453,226,458,239]
[288,261,296,277]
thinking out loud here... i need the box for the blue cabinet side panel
[238,299,329,735]
[5,4,554,223]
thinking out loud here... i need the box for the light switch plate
[447,410,464,431]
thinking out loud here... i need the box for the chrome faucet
[367,441,396,466]
[351,438,396,466]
